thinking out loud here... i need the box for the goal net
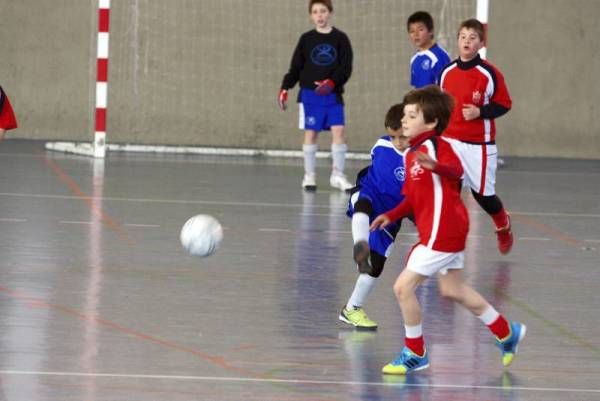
[48,0,476,157]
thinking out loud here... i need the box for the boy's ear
[425,118,438,131]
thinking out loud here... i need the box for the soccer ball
[180,214,223,257]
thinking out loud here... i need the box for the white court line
[0,218,27,222]
[0,192,332,210]
[124,223,161,228]
[0,370,598,394]
[18,215,597,244]
[2,192,600,218]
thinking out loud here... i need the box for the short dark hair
[385,103,404,131]
[309,0,332,13]
[458,18,485,42]
[402,85,454,135]
[407,11,434,32]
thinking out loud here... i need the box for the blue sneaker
[382,347,429,375]
[496,321,526,367]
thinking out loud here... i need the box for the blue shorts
[298,88,344,132]
[346,185,401,258]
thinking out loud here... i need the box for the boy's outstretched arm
[415,151,462,180]
[371,200,412,231]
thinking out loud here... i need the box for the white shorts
[405,244,464,277]
[443,137,497,196]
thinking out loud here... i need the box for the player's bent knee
[471,191,503,215]
[367,251,386,278]
[393,278,413,301]
[438,283,462,302]
[353,198,373,216]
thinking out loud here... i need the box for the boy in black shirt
[278,0,354,192]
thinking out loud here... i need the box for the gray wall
[489,0,600,158]
[0,0,95,140]
[1,0,598,159]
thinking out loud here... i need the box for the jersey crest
[409,160,424,180]
[311,43,337,66]
[394,166,405,182]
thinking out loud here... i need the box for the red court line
[0,289,346,401]
[0,285,254,377]
[39,154,135,245]
[512,213,588,248]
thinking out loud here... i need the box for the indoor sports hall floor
[0,139,599,401]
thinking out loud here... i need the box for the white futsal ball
[180,214,223,257]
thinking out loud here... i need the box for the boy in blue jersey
[407,11,450,88]
[339,104,410,330]
[278,0,354,192]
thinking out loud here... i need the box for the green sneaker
[339,307,378,330]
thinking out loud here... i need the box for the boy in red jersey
[0,86,18,141]
[370,86,525,375]
[439,19,514,254]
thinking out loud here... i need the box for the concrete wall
[1,0,598,159]
[489,0,600,158]
[0,0,95,140]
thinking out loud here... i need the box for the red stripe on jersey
[478,144,488,195]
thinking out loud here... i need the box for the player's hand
[415,151,436,170]
[462,104,480,121]
[370,214,391,231]
[314,79,335,95]
[278,89,288,111]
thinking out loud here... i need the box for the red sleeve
[384,199,412,222]
[0,89,18,130]
[432,162,462,180]
[434,141,463,180]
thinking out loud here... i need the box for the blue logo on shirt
[311,44,337,66]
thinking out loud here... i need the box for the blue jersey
[410,43,450,88]
[346,136,406,257]
[358,136,406,209]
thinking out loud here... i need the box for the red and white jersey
[0,86,18,130]
[439,55,511,144]
[386,131,469,252]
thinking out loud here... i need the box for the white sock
[351,212,370,243]
[478,306,500,325]
[346,274,376,309]
[303,144,318,176]
[404,323,423,338]
[331,143,347,175]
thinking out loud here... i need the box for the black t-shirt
[281,27,353,102]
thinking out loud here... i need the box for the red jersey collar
[409,130,437,148]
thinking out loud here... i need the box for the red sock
[405,336,425,357]
[491,209,509,230]
[488,315,510,340]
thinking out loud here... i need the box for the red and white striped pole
[476,0,489,59]
[94,0,110,158]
